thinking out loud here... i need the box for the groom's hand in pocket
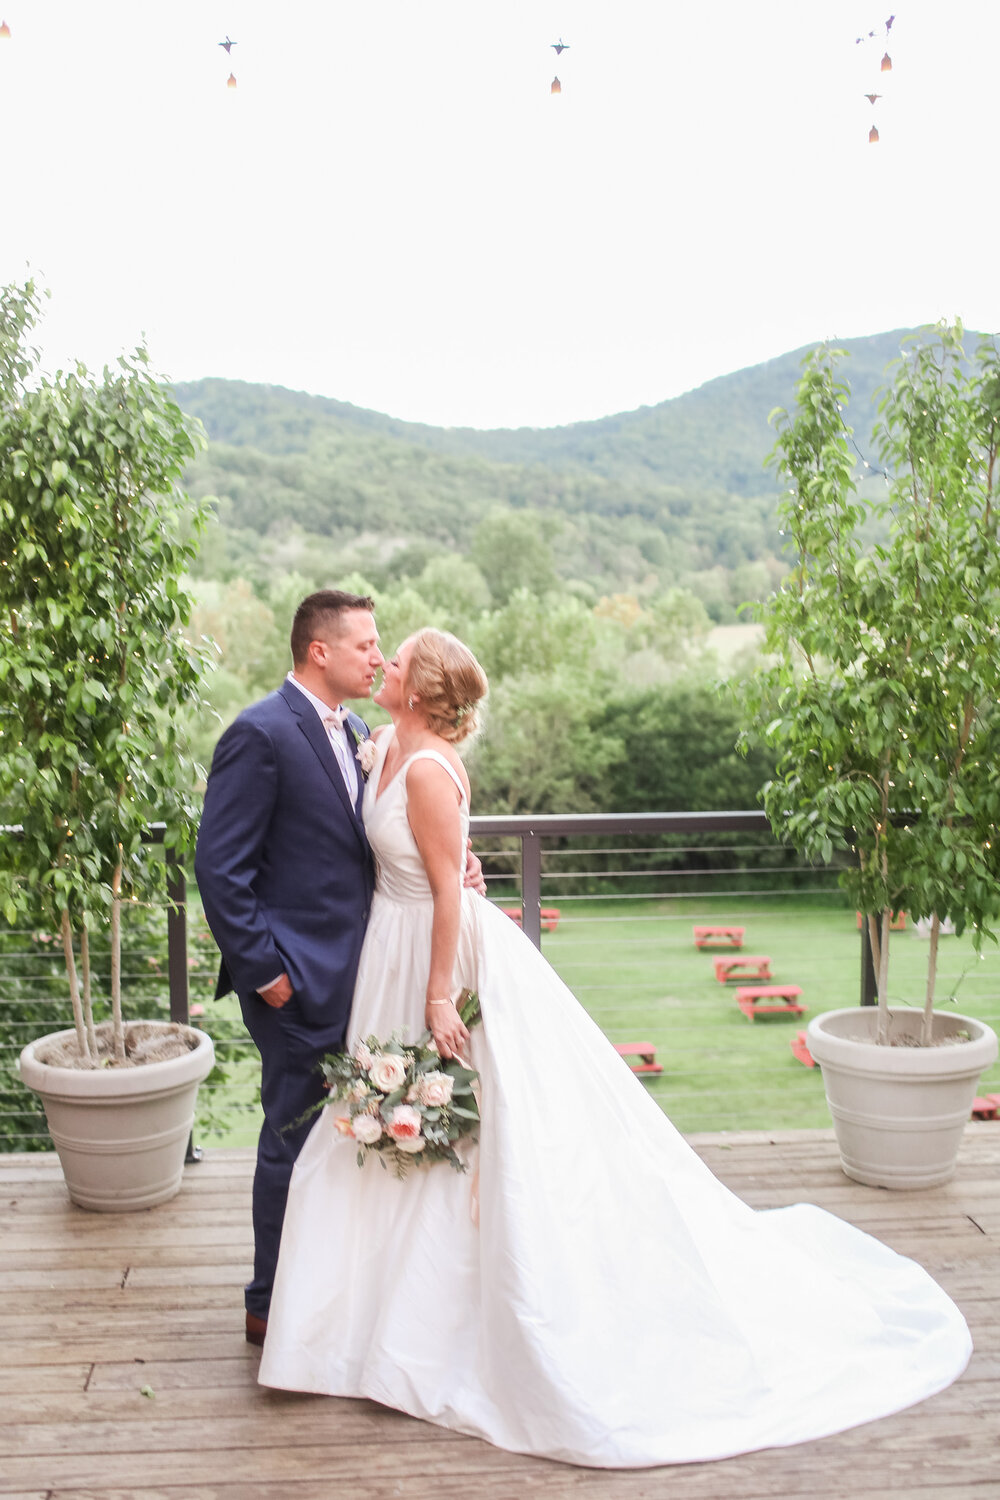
[259,973,293,1008]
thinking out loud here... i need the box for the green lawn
[537,896,1000,1133]
[193,895,1000,1143]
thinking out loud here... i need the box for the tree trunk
[922,913,940,1046]
[110,863,125,1064]
[79,917,99,1060]
[876,908,891,1044]
[60,908,91,1065]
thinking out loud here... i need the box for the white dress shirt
[286,672,359,801]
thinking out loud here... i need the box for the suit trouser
[239,992,346,1317]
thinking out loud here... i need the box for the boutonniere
[354,733,378,779]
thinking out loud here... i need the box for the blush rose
[386,1104,423,1144]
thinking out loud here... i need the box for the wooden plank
[88,1356,259,1393]
[3,1335,263,1368]
[0,1365,91,1396]
[9,1403,998,1462]
[4,1422,1000,1493]
[0,1283,247,1314]
[0,1266,251,1297]
[39,1486,1000,1500]
[0,1373,977,1430]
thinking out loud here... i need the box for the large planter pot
[19,1021,215,1212]
[806,1007,999,1190]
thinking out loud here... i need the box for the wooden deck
[2,1128,998,1500]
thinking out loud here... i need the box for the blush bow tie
[323,707,349,732]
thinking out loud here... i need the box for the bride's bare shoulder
[406,740,470,802]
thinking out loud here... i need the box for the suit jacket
[195,680,375,1031]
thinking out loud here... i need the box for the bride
[258,627,971,1468]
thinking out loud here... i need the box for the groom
[195,589,383,1346]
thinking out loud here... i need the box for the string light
[835,402,892,482]
[857,14,896,142]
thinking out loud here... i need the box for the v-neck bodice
[362,730,469,905]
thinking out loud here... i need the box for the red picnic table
[735,985,805,1022]
[790,1029,816,1067]
[693,925,745,950]
[613,1042,663,1076]
[501,906,561,932]
[714,954,772,984]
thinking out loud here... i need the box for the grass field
[194,894,1000,1144]
[541,895,1000,1132]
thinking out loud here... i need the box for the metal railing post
[521,831,542,950]
[163,837,202,1163]
[860,916,878,1007]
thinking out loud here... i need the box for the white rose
[350,1112,383,1145]
[418,1071,455,1107]
[369,1052,408,1093]
[395,1135,426,1154]
[354,1043,373,1070]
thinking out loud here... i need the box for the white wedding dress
[258,733,972,1468]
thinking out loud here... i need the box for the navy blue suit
[195,679,374,1316]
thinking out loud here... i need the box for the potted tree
[1,280,215,1210]
[740,322,1000,1188]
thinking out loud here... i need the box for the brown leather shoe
[245,1311,267,1347]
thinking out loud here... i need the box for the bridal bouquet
[318,990,481,1177]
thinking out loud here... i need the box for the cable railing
[4,813,998,1145]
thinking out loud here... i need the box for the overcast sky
[2,2,996,429]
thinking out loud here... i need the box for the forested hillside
[174,326,915,493]
[172,328,946,618]
[172,325,982,817]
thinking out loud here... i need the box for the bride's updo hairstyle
[404,628,488,746]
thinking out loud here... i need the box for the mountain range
[173,328,943,495]
[172,326,985,610]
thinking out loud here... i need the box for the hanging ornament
[551,76,561,94]
[551,39,570,55]
[880,52,892,72]
[856,15,894,44]
[0,20,10,37]
[227,72,237,89]
[869,124,880,144]
[864,93,882,104]
[219,36,237,55]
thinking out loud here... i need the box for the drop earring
[408,696,415,712]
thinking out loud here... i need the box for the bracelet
[427,998,455,1008]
